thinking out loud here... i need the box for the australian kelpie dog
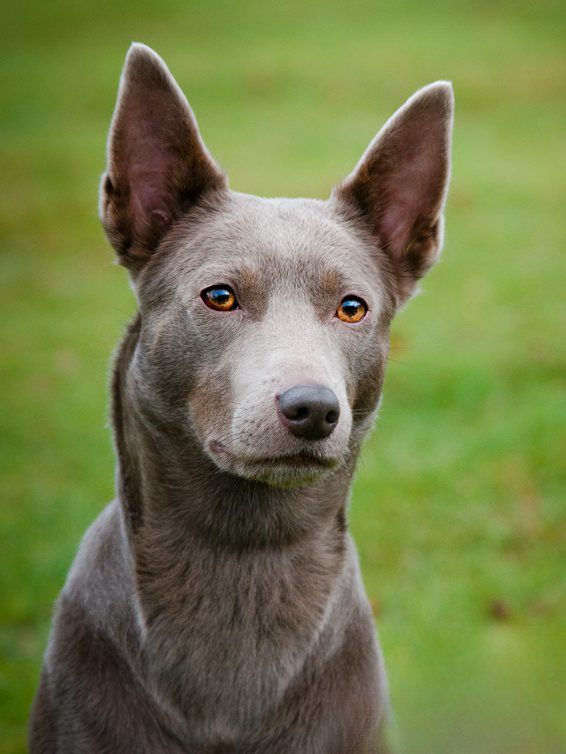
[29,44,453,753]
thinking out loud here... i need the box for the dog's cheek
[333,321,390,430]
[187,367,234,449]
[131,313,203,420]
[351,340,389,424]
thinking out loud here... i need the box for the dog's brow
[236,266,263,291]
[301,263,360,298]
[320,269,347,294]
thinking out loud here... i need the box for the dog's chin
[208,441,339,489]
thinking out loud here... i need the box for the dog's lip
[209,440,338,469]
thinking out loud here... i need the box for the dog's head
[101,44,453,489]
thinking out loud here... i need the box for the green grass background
[1,1,565,752]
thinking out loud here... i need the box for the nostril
[325,409,339,425]
[287,405,309,421]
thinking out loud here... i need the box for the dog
[29,43,453,753]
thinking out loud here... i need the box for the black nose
[277,385,340,440]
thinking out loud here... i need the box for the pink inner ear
[151,209,173,228]
[378,195,413,253]
[129,168,173,230]
[377,150,440,256]
[114,81,188,236]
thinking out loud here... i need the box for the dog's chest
[135,533,344,734]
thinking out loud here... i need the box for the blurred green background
[1,1,565,752]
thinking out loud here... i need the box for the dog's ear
[335,82,453,305]
[100,44,226,273]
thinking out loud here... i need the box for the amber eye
[336,296,367,323]
[201,286,238,311]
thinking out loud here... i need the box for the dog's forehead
[159,192,382,295]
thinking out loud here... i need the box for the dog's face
[101,44,453,489]
[130,194,392,488]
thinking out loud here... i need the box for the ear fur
[335,82,454,304]
[100,43,227,273]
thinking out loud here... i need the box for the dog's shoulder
[54,501,141,654]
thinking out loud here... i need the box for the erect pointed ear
[100,44,227,273]
[335,82,454,305]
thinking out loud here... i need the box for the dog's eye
[201,286,239,312]
[336,296,367,323]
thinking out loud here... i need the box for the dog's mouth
[208,440,340,486]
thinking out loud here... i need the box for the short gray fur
[29,43,453,754]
